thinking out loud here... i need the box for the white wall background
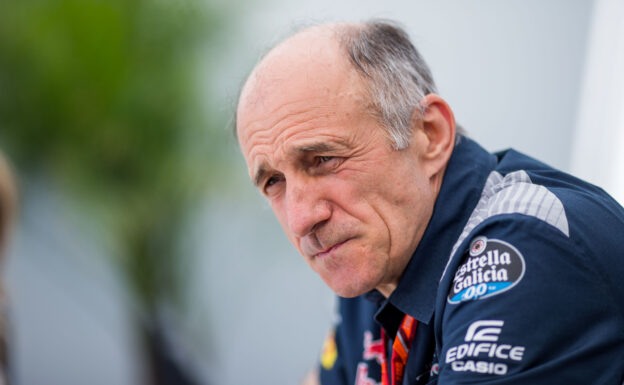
[10,1,624,385]
[572,0,624,204]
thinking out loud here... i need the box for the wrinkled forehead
[237,76,369,177]
[236,28,369,158]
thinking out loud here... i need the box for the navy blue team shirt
[319,136,624,384]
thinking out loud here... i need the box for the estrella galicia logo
[448,237,525,304]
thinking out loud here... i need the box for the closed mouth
[315,238,352,258]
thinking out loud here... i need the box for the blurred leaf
[0,0,231,311]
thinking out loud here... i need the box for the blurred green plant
[0,0,230,382]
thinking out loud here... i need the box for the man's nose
[285,180,331,238]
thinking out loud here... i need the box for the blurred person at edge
[0,152,15,385]
[236,20,624,385]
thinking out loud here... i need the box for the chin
[325,277,376,298]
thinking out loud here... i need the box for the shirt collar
[374,136,497,328]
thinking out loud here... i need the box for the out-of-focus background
[0,0,622,384]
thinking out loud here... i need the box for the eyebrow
[295,142,338,154]
[253,163,269,188]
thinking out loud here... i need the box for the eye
[314,155,339,167]
[313,155,342,170]
[263,174,284,195]
[307,155,344,176]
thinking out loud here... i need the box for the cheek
[329,187,376,230]
[334,172,394,220]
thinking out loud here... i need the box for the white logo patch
[448,237,526,304]
[445,319,525,376]
[464,320,504,342]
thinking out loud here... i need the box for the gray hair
[339,20,463,149]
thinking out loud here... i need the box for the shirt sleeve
[437,215,624,384]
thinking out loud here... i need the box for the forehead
[236,33,373,174]
[239,79,370,179]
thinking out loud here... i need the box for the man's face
[237,37,437,297]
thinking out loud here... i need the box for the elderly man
[236,20,624,384]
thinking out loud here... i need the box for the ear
[414,94,456,179]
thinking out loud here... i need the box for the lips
[299,233,354,259]
[315,238,351,258]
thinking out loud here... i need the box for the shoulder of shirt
[441,161,624,282]
[442,169,567,276]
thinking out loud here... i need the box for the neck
[376,282,398,298]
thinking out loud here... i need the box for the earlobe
[415,94,456,178]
